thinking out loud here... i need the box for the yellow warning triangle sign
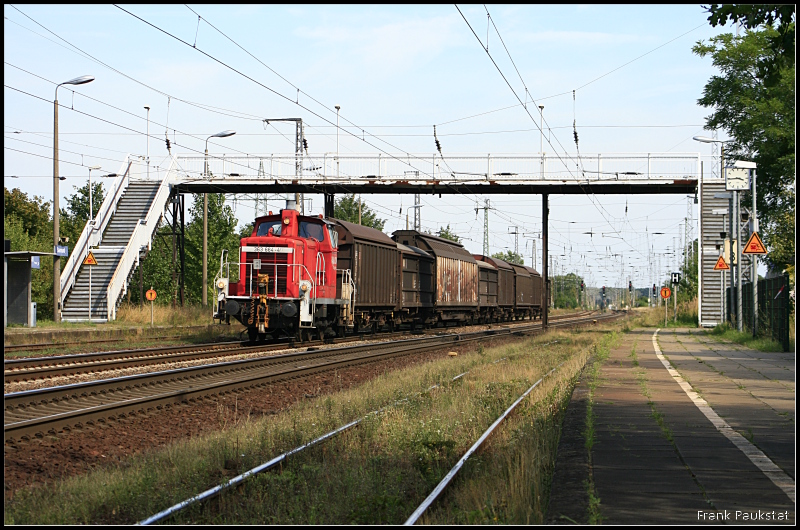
[742,231,768,255]
[83,251,98,266]
[713,255,730,271]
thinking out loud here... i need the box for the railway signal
[146,288,157,327]
[628,281,632,292]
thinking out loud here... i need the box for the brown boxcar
[332,219,399,311]
[525,266,543,318]
[476,259,498,308]
[392,231,478,316]
[474,255,515,308]
[509,263,534,316]
[398,243,434,309]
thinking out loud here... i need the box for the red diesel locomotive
[214,207,543,342]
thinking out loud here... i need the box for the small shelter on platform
[4,244,57,327]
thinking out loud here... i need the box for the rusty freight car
[392,230,478,322]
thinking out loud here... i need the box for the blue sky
[4,4,737,289]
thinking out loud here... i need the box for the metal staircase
[60,156,175,322]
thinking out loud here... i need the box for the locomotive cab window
[256,222,282,237]
[299,221,325,242]
[328,226,338,248]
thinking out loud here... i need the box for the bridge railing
[173,152,704,184]
[105,157,177,320]
[60,156,136,310]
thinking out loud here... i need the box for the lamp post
[87,165,101,322]
[335,105,340,181]
[54,75,94,322]
[144,105,151,180]
[203,130,236,308]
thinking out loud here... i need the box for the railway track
[4,312,595,383]
[3,335,186,354]
[4,311,619,443]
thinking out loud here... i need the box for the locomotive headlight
[283,218,290,225]
[217,279,226,289]
[300,283,309,291]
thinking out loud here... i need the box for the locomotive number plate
[241,246,294,254]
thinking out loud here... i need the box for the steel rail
[4,312,593,383]
[4,312,617,442]
[3,335,185,353]
[3,330,509,442]
[404,363,563,525]
[137,340,566,526]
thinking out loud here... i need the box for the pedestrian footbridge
[60,152,705,322]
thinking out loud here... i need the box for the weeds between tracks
[5,319,628,525]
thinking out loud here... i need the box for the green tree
[553,273,583,309]
[184,193,241,305]
[705,4,795,85]
[4,187,51,240]
[436,224,461,243]
[59,181,105,250]
[694,27,795,272]
[333,194,385,231]
[491,250,524,265]
[3,188,55,318]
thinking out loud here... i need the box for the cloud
[516,30,642,46]
[295,13,465,77]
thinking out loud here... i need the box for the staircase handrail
[105,157,177,320]
[60,156,134,308]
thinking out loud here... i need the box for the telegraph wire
[4,135,125,164]
[6,6,268,123]
[4,83,294,178]
[115,4,442,182]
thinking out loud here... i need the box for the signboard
[252,259,262,270]
[31,256,40,269]
[55,245,69,257]
[671,272,681,285]
[742,231,767,255]
[660,286,672,299]
[241,246,293,254]
[146,289,157,301]
[713,256,730,271]
[83,251,98,266]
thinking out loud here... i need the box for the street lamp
[54,75,94,322]
[203,130,236,308]
[86,165,100,323]
[144,105,151,180]
[335,105,340,180]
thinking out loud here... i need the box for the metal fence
[728,274,792,351]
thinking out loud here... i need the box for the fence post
[782,273,790,351]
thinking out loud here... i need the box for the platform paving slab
[546,327,795,525]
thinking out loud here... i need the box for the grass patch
[7,303,228,331]
[578,331,618,525]
[5,321,628,525]
[628,301,698,329]
[704,322,784,353]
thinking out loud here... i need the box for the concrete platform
[547,328,795,524]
